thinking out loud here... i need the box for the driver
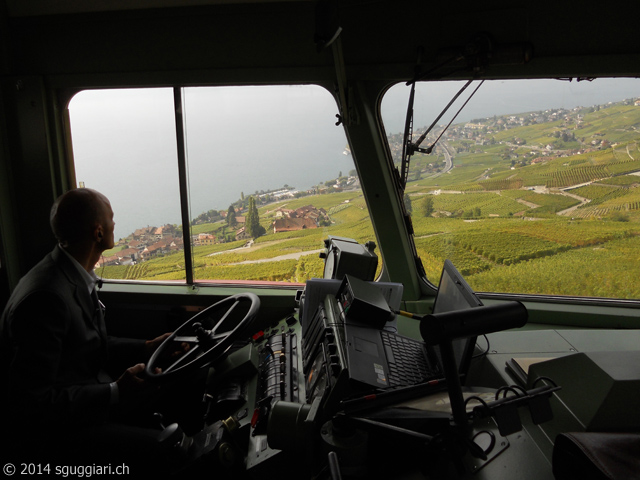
[0,188,185,469]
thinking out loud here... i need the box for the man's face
[99,199,116,251]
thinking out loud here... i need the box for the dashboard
[193,270,606,480]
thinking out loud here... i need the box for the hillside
[400,100,640,222]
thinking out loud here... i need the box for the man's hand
[145,332,190,358]
[115,363,156,405]
[145,332,171,355]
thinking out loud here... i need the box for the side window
[69,85,375,284]
[70,88,185,281]
[382,78,640,300]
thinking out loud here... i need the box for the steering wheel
[145,292,260,381]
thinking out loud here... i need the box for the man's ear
[95,225,104,241]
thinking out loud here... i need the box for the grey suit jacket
[0,246,146,429]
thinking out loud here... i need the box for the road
[207,240,324,265]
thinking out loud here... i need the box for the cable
[495,385,523,400]
[472,334,490,359]
[464,395,490,416]
[533,376,558,388]
[394,309,425,320]
[98,254,106,290]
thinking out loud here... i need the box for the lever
[328,451,343,480]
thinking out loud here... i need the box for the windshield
[382,78,640,300]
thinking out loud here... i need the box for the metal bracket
[331,35,358,127]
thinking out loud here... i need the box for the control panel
[245,313,305,471]
[301,296,353,416]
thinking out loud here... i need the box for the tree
[227,205,237,227]
[245,196,266,238]
[245,197,257,237]
[422,195,434,217]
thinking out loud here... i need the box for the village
[98,201,331,268]
[387,98,640,174]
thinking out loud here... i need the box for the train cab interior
[1,0,640,478]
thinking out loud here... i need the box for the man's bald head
[50,188,112,248]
